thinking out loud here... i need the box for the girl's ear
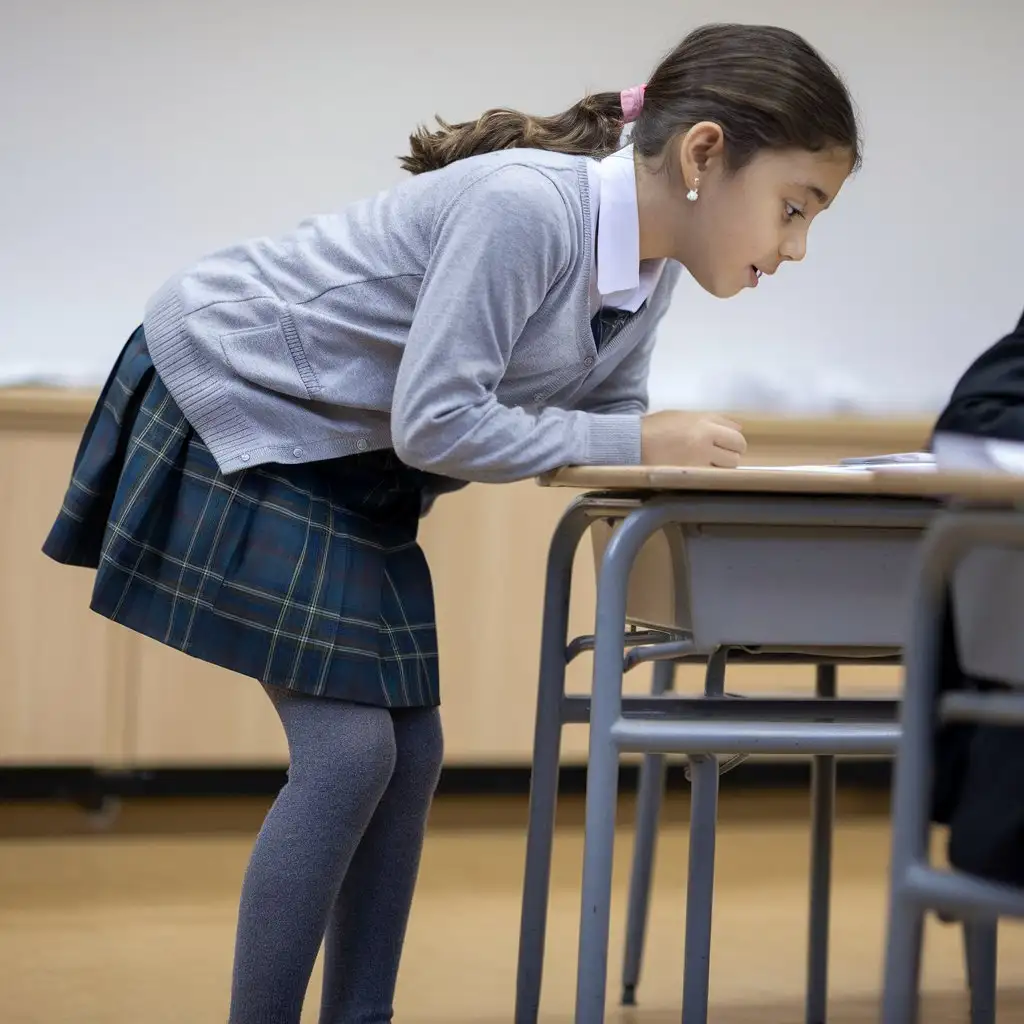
[677,121,726,185]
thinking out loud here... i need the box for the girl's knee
[336,710,399,802]
[271,690,398,807]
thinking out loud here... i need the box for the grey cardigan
[143,148,680,482]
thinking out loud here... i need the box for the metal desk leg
[807,663,837,1024]
[515,501,592,1024]
[621,658,676,1006]
[964,919,998,1024]
[575,504,674,1024]
[680,648,728,1024]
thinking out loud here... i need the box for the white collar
[593,144,664,313]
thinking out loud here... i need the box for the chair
[882,510,1024,1022]
[625,650,998,1023]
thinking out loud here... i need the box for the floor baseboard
[0,758,892,806]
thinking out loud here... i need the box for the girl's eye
[784,203,805,221]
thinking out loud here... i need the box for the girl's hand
[640,411,747,468]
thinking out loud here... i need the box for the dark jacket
[934,307,1024,438]
[930,306,1024,886]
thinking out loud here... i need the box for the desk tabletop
[542,465,1024,503]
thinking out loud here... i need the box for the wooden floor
[1,787,1022,1023]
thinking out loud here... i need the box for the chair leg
[881,895,927,1024]
[963,918,998,1024]
[881,525,952,1024]
[621,659,676,1006]
[806,664,837,1024]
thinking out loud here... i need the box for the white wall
[3,0,1022,413]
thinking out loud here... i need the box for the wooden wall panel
[0,424,130,765]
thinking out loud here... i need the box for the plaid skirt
[43,326,442,708]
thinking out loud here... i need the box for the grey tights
[228,687,444,1024]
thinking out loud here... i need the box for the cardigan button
[293,447,303,457]
[356,439,369,451]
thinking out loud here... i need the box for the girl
[44,21,860,1024]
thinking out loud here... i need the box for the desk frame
[515,489,926,1024]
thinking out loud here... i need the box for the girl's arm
[392,167,642,483]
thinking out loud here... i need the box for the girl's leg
[318,707,444,1024]
[229,688,397,1024]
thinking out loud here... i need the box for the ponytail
[399,92,628,176]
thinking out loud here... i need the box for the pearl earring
[687,177,700,202]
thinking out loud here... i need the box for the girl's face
[661,130,854,299]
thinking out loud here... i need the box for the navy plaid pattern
[43,328,440,708]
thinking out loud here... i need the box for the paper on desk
[839,452,935,467]
[736,464,870,474]
[737,460,936,475]
[736,452,938,475]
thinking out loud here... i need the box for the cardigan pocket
[219,317,322,401]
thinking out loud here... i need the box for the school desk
[512,464,1024,1024]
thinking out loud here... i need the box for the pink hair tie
[620,84,646,123]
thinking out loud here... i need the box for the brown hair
[400,23,860,177]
